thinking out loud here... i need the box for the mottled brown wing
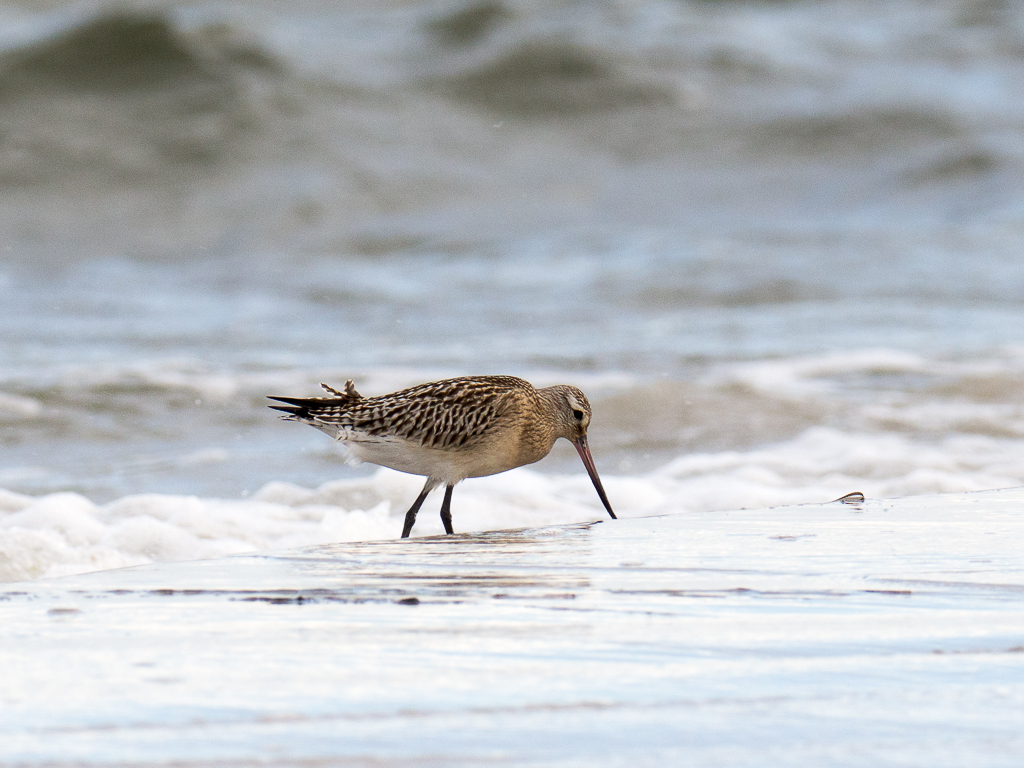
[270,376,529,450]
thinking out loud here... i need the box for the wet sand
[4,489,1023,766]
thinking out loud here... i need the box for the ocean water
[3,0,1024,581]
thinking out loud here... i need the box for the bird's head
[540,384,616,520]
[545,384,592,442]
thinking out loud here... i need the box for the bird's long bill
[573,436,617,520]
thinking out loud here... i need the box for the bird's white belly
[335,436,483,483]
[340,434,518,485]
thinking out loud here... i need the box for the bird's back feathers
[268,375,532,451]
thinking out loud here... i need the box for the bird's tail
[267,379,362,421]
[266,396,318,421]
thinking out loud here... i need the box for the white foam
[723,348,932,398]
[0,488,33,513]
[723,346,1024,399]
[4,426,1024,583]
[0,392,43,420]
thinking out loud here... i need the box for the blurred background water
[3,0,1024,579]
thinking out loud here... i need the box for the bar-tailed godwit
[268,376,616,537]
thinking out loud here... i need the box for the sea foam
[3,426,1023,583]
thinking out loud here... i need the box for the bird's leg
[401,482,433,539]
[439,485,455,535]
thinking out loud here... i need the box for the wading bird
[268,375,616,537]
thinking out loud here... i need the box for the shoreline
[4,487,1023,765]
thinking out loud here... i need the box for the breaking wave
[4,424,1024,583]
[0,9,292,187]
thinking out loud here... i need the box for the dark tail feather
[268,404,302,416]
[269,388,358,423]
[267,396,319,419]
[267,396,309,406]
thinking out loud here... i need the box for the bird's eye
[572,409,584,421]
